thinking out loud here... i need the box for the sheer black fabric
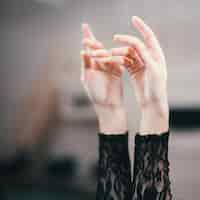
[96,133,132,200]
[132,131,172,200]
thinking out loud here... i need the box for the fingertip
[82,23,89,30]
[131,16,136,21]
[132,16,142,23]
[131,16,136,24]
[81,23,85,30]
[82,23,87,35]
[132,16,138,21]
[82,23,88,27]
[82,23,95,40]
[132,16,144,28]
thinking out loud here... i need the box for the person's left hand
[81,24,132,134]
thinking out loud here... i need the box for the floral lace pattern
[132,132,172,200]
[96,133,132,200]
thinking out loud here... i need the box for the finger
[111,46,134,57]
[95,57,125,76]
[80,51,92,69]
[133,50,145,67]
[89,49,111,57]
[82,23,96,40]
[110,48,143,75]
[97,56,133,67]
[111,46,144,66]
[132,16,163,58]
[113,35,152,65]
[82,38,104,50]
[93,59,109,73]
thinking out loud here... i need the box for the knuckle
[127,47,134,57]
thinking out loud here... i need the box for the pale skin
[81,24,131,134]
[81,16,169,135]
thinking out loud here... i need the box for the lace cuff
[96,132,132,200]
[132,131,173,200]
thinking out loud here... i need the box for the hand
[81,24,132,134]
[113,16,169,134]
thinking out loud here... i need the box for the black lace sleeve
[132,131,173,200]
[96,133,132,200]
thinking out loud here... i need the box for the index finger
[82,23,96,40]
[132,16,162,56]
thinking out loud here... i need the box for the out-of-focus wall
[0,1,200,199]
[1,0,200,106]
[1,0,200,152]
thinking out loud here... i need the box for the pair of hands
[81,16,169,135]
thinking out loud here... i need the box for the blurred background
[0,0,200,199]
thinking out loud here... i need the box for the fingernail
[132,16,137,21]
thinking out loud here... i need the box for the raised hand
[81,24,132,134]
[113,16,169,134]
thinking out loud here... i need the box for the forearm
[132,131,172,200]
[96,105,128,135]
[96,132,132,200]
[139,95,169,135]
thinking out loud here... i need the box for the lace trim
[96,132,132,200]
[132,131,173,200]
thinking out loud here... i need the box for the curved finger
[80,51,92,69]
[95,57,123,76]
[95,56,133,76]
[113,35,152,65]
[132,16,164,59]
[89,49,111,57]
[82,38,104,50]
[111,46,144,66]
[98,56,133,67]
[110,49,144,75]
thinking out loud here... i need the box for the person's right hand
[81,24,132,134]
[112,16,169,134]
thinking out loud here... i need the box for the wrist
[139,100,169,135]
[95,105,128,134]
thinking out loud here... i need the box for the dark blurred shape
[89,162,98,181]
[0,184,5,200]
[47,156,78,180]
[0,152,32,177]
[73,95,90,107]
[170,107,200,128]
